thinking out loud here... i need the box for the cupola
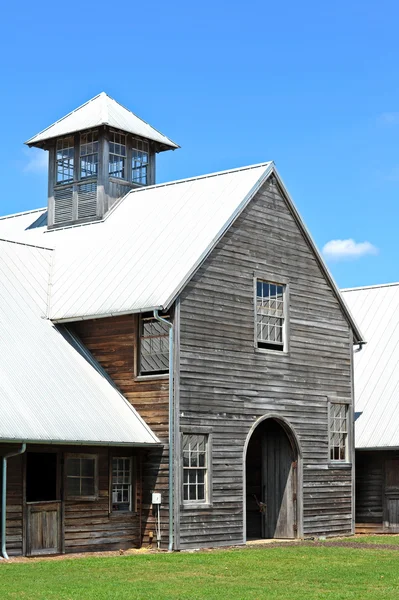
[25,93,179,228]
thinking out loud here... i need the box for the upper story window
[138,313,169,376]
[111,457,133,512]
[109,131,126,179]
[182,434,209,504]
[56,136,74,184]
[132,138,149,185]
[256,280,286,351]
[65,454,98,500]
[329,403,349,462]
[80,131,99,179]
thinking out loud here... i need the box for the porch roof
[0,239,159,446]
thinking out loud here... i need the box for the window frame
[137,312,170,378]
[328,400,351,465]
[110,456,136,514]
[131,137,149,186]
[181,431,212,508]
[108,130,127,180]
[55,135,75,185]
[64,453,98,501]
[79,130,99,180]
[254,274,289,354]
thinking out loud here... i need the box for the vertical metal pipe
[1,444,26,560]
[153,310,174,551]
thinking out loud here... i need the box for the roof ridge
[342,282,399,292]
[0,207,46,221]
[0,237,53,252]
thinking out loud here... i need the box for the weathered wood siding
[71,315,170,546]
[0,444,142,556]
[177,175,354,548]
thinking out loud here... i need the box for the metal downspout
[153,310,174,552]
[1,444,26,560]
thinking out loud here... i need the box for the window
[56,136,74,184]
[65,455,97,499]
[132,138,149,185]
[256,280,286,351]
[109,131,126,179]
[139,314,169,375]
[329,403,349,462]
[182,434,208,504]
[80,131,99,179]
[111,457,133,512]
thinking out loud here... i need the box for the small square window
[65,455,97,500]
[256,280,286,351]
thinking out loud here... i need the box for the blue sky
[1,0,398,288]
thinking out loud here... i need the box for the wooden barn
[0,93,364,558]
[343,283,399,534]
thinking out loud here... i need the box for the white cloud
[24,149,48,174]
[322,239,379,261]
[377,112,399,126]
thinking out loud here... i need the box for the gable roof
[0,238,159,446]
[0,162,363,343]
[25,92,179,150]
[343,283,399,449]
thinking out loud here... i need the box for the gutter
[153,309,174,552]
[1,444,26,560]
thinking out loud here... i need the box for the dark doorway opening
[26,453,58,502]
[246,419,297,539]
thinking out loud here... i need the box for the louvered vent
[78,182,97,219]
[54,186,73,224]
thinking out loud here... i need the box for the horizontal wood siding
[178,176,354,549]
[0,444,142,556]
[71,316,170,547]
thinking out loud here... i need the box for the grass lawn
[338,535,399,545]
[1,545,399,600]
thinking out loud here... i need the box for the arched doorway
[245,418,298,539]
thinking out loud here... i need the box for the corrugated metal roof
[25,92,179,150]
[0,162,363,343]
[0,239,159,446]
[343,283,399,448]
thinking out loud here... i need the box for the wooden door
[261,429,296,538]
[384,459,399,532]
[27,502,61,555]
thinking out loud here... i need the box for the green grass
[1,546,399,600]
[338,535,399,545]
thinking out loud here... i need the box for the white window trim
[181,431,212,509]
[65,453,98,501]
[110,456,136,514]
[328,400,351,465]
[253,274,290,355]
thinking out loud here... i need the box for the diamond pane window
[80,131,99,179]
[139,314,169,375]
[56,136,74,184]
[182,434,208,504]
[132,138,149,185]
[112,457,133,512]
[66,455,97,499]
[256,280,286,351]
[109,131,126,179]
[329,403,349,462]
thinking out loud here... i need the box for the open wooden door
[261,423,296,539]
[26,452,61,556]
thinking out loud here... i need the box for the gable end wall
[177,175,354,548]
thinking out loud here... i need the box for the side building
[343,283,399,534]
